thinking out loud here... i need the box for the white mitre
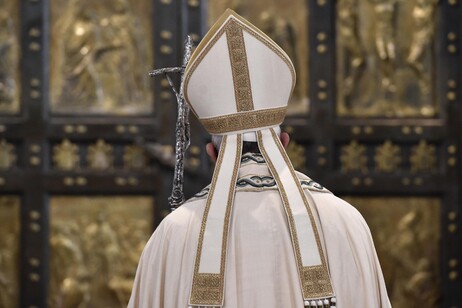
[184,9,336,308]
[184,9,295,135]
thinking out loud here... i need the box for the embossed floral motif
[410,140,436,173]
[375,140,401,172]
[53,139,80,170]
[340,140,368,173]
[87,139,113,170]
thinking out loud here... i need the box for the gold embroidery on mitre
[225,19,254,112]
[201,107,286,134]
[183,10,296,135]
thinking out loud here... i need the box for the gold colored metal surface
[76,176,87,186]
[29,42,41,51]
[208,0,310,115]
[49,196,153,308]
[337,0,438,117]
[351,126,361,134]
[30,223,41,232]
[30,144,41,153]
[344,196,441,307]
[285,140,306,171]
[76,125,87,133]
[375,140,401,172]
[63,177,75,186]
[53,139,80,170]
[30,211,41,220]
[448,224,457,233]
[123,145,148,169]
[29,156,41,166]
[160,30,172,40]
[50,0,153,115]
[410,140,436,173]
[340,140,368,172]
[449,259,458,268]
[29,273,40,282]
[87,139,113,170]
[0,197,20,308]
[64,125,74,133]
[0,0,20,114]
[0,139,16,169]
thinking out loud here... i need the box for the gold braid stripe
[226,19,254,112]
[201,107,286,134]
[257,129,334,299]
[190,135,242,306]
[268,128,333,298]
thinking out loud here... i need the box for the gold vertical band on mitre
[200,107,286,134]
[226,19,254,112]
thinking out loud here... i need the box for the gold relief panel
[87,139,113,170]
[123,145,148,170]
[0,197,20,308]
[50,0,153,115]
[285,140,306,171]
[208,0,309,115]
[343,196,440,307]
[410,140,437,173]
[53,139,80,170]
[336,0,438,117]
[49,196,153,308]
[340,140,368,172]
[0,139,16,170]
[0,0,20,114]
[374,140,401,172]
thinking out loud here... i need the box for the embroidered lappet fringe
[304,296,337,307]
[303,296,336,307]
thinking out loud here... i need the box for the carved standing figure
[0,0,18,111]
[370,0,398,94]
[407,0,438,97]
[337,0,366,99]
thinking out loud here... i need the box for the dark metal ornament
[149,36,194,211]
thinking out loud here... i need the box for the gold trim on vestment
[257,129,334,300]
[201,107,286,134]
[190,135,242,306]
[226,19,254,112]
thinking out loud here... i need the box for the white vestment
[128,153,391,308]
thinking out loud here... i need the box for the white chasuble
[128,154,391,308]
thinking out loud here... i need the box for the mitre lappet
[184,9,337,308]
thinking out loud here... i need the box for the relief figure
[0,0,18,113]
[337,0,366,101]
[0,198,19,308]
[50,197,152,307]
[370,0,397,95]
[260,11,299,99]
[337,0,438,117]
[407,0,438,101]
[53,0,151,114]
